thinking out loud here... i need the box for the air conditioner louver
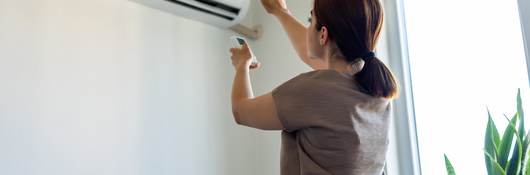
[165,0,240,21]
[130,0,262,39]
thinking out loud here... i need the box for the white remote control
[230,36,258,65]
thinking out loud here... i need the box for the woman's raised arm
[260,0,326,70]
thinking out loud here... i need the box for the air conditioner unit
[130,0,262,39]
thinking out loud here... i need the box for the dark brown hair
[314,0,398,99]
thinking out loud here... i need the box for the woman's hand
[260,0,288,16]
[230,44,260,71]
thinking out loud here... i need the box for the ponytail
[355,57,398,99]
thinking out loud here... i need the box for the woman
[229,0,398,174]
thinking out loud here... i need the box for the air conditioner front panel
[130,0,250,29]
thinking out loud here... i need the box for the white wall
[0,0,265,174]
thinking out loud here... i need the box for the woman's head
[307,0,398,99]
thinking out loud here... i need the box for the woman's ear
[319,26,329,46]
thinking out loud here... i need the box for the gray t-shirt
[272,69,392,175]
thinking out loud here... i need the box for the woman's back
[229,0,398,174]
[272,69,392,175]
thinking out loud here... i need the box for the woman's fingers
[229,44,259,70]
[231,44,251,56]
[260,0,274,14]
[250,62,261,69]
[260,0,287,15]
[229,48,234,53]
[230,47,247,53]
[242,43,249,50]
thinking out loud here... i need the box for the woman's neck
[324,54,353,73]
[322,43,353,73]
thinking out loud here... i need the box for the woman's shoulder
[273,70,354,97]
[290,69,353,82]
[276,70,340,87]
[274,70,391,103]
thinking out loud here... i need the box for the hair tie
[361,52,376,60]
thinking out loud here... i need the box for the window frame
[520,0,530,85]
[379,0,422,174]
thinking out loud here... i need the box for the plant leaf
[522,137,530,175]
[444,154,456,175]
[517,89,527,175]
[490,110,501,150]
[486,109,501,175]
[498,113,519,168]
[506,114,523,175]
[522,130,530,175]
[485,150,508,175]
[518,89,525,144]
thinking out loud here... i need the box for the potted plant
[445,89,529,175]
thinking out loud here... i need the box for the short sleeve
[272,73,330,132]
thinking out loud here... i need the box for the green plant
[445,154,456,175]
[445,89,529,175]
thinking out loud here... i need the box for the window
[398,0,530,174]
